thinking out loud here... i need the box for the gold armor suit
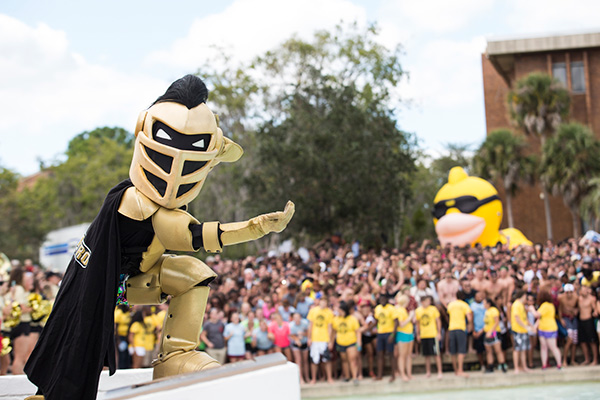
[118,76,294,379]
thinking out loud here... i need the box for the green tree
[0,167,50,261]
[507,72,571,240]
[473,129,535,228]
[32,127,134,228]
[188,54,261,258]
[247,22,415,247]
[399,161,437,242]
[5,127,135,261]
[540,123,600,238]
[581,177,600,232]
[430,143,473,188]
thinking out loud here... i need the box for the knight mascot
[24,75,295,399]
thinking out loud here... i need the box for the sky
[1,0,600,175]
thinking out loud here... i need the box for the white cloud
[399,36,487,111]
[146,0,368,70]
[0,14,167,175]
[378,0,494,33]
[505,0,600,35]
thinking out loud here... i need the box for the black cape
[25,180,133,400]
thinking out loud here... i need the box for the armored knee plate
[126,255,216,304]
[159,255,216,297]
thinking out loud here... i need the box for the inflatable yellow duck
[433,167,532,249]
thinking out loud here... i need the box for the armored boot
[152,285,220,379]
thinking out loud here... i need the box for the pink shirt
[262,303,277,319]
[268,321,291,348]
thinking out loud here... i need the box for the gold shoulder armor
[118,187,160,221]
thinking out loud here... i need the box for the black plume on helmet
[153,74,209,109]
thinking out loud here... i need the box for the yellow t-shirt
[582,271,600,287]
[395,306,413,334]
[447,300,472,331]
[483,307,500,333]
[307,306,334,342]
[151,310,166,328]
[415,305,440,339]
[374,304,396,334]
[332,315,360,346]
[511,300,529,334]
[538,302,558,332]
[143,315,158,347]
[114,308,131,337]
[130,321,155,350]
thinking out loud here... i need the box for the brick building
[482,32,600,243]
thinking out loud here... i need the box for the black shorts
[30,324,43,333]
[421,338,439,356]
[448,330,467,355]
[362,334,375,345]
[579,318,598,343]
[473,334,485,354]
[336,343,356,353]
[376,333,394,353]
[10,322,31,340]
[291,342,308,351]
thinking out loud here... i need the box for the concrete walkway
[300,365,600,398]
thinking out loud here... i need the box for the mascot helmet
[130,75,243,209]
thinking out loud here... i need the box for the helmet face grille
[144,145,173,174]
[129,101,241,209]
[143,169,167,196]
[177,182,198,198]
[182,160,207,175]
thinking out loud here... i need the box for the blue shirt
[470,301,486,332]
[289,318,309,345]
[253,327,273,350]
[278,305,296,322]
[224,322,246,356]
[295,298,314,318]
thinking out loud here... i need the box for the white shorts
[129,346,147,357]
[309,342,329,364]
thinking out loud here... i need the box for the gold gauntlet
[220,201,295,247]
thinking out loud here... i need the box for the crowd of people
[2,234,600,386]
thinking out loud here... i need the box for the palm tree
[507,72,571,240]
[473,129,535,229]
[581,177,600,232]
[541,123,600,238]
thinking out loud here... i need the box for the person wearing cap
[558,283,579,366]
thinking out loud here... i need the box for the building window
[571,61,586,93]
[552,62,567,87]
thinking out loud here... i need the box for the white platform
[0,354,300,400]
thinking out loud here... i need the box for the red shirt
[268,321,291,348]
